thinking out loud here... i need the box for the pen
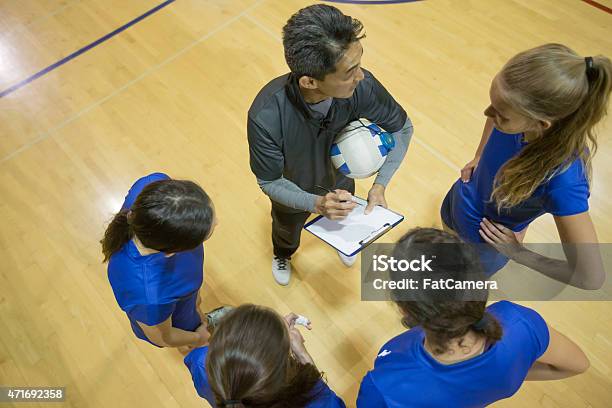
[314,185,364,206]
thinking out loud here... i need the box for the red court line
[581,0,612,14]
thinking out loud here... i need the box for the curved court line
[323,0,422,4]
[0,0,176,99]
[0,0,265,165]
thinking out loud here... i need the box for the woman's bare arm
[526,324,589,380]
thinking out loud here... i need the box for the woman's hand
[461,156,481,183]
[192,323,211,348]
[479,218,524,257]
[284,313,314,365]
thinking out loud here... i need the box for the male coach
[247,4,414,285]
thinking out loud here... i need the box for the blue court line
[323,0,422,4]
[0,0,176,98]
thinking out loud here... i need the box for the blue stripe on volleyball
[330,144,341,156]
[378,145,389,157]
[338,163,351,175]
[367,123,382,137]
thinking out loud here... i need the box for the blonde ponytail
[491,44,612,210]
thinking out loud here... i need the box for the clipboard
[303,197,404,257]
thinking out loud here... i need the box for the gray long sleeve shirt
[257,118,413,212]
[248,69,412,213]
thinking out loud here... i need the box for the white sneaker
[337,250,357,267]
[272,256,291,286]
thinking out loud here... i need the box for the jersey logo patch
[378,349,392,357]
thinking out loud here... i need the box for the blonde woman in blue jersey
[441,44,611,287]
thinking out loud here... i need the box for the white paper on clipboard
[304,202,404,257]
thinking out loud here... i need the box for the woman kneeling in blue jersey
[357,228,589,407]
[441,44,611,288]
[184,304,346,408]
[102,172,221,349]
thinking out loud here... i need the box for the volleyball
[330,119,396,179]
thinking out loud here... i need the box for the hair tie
[472,315,488,330]
[585,56,596,82]
[222,400,242,407]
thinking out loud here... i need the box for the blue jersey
[441,127,590,243]
[184,347,347,408]
[107,173,204,346]
[357,301,549,408]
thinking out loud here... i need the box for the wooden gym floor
[0,0,611,407]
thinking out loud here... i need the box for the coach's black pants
[271,177,355,259]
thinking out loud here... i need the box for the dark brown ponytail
[101,209,131,262]
[471,311,503,346]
